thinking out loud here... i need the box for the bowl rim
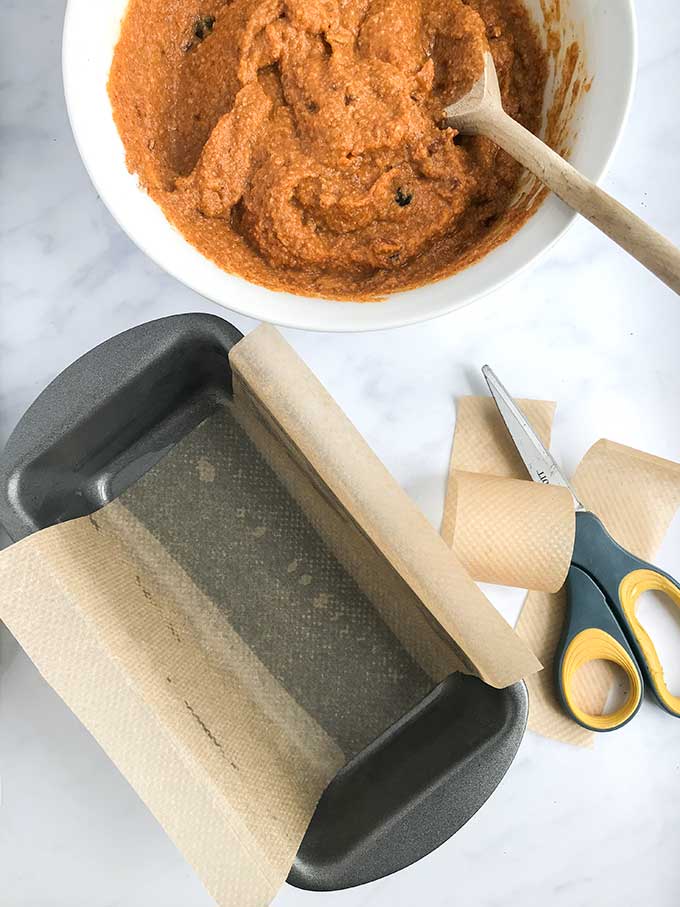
[62,0,638,333]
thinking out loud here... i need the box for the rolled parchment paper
[446,470,575,592]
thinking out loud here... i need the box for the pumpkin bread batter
[109,0,547,300]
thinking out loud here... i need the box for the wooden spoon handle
[485,110,680,294]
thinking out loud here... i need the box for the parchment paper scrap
[0,328,539,907]
[442,397,680,747]
[442,396,574,593]
[443,396,556,486]
[444,470,574,592]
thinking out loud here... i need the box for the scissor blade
[482,365,585,511]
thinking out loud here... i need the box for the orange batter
[109,0,547,300]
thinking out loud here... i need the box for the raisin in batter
[109,0,547,300]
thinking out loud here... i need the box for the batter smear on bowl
[109,0,547,300]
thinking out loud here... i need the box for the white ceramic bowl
[63,0,636,332]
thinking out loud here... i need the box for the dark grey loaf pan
[0,313,527,892]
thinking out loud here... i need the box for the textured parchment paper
[442,396,574,593]
[0,328,539,906]
[444,470,574,592]
[230,327,541,690]
[442,397,680,747]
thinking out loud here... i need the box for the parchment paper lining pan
[0,314,531,902]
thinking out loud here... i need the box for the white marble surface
[2,1,680,904]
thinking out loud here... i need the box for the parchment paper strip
[0,512,342,906]
[230,326,541,689]
[445,396,557,485]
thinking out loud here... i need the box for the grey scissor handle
[556,511,680,731]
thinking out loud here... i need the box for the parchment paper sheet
[442,397,680,747]
[0,327,539,906]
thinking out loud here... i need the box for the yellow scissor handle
[560,628,643,731]
[619,569,680,716]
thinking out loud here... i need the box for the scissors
[483,365,680,732]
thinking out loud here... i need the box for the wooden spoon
[444,52,680,294]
